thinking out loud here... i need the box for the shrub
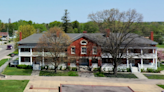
[4,42,7,44]
[127,68,131,72]
[141,69,145,72]
[41,66,45,70]
[72,67,77,71]
[17,65,32,69]
[147,68,154,72]
[68,71,78,76]
[94,72,105,77]
[67,66,70,70]
[60,66,62,70]
[8,40,11,43]
[122,68,126,72]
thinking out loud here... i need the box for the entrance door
[79,58,89,66]
[129,59,135,66]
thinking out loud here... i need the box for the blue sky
[0,0,163,23]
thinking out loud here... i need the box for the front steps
[131,67,139,73]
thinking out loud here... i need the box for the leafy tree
[49,21,62,28]
[33,24,47,32]
[61,9,71,33]
[15,25,36,49]
[83,21,99,33]
[71,20,79,29]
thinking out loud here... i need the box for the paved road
[0,43,15,60]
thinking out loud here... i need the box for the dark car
[9,60,19,67]
[7,45,13,50]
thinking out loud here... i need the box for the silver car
[9,60,19,67]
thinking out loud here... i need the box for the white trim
[80,40,88,45]
[81,46,87,54]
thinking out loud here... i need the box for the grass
[0,59,9,67]
[160,64,164,70]
[2,66,32,75]
[94,72,137,78]
[8,50,18,56]
[40,71,78,76]
[157,44,164,48]
[157,85,164,89]
[0,80,29,92]
[144,74,164,79]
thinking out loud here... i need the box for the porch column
[42,56,44,66]
[126,58,129,68]
[155,58,157,69]
[141,49,143,54]
[19,48,21,64]
[30,48,32,55]
[141,58,143,68]
[98,57,101,66]
[19,56,21,65]
[153,49,154,54]
[153,58,154,65]
[30,56,32,65]
[89,57,92,66]
[42,49,44,66]
[76,59,79,66]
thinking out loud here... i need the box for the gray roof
[17,33,158,45]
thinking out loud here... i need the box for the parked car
[9,60,19,67]
[7,45,13,50]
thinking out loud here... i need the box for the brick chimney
[83,31,87,33]
[106,29,110,37]
[19,32,22,41]
[150,31,154,41]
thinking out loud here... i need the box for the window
[81,47,87,54]
[80,40,87,45]
[21,57,30,62]
[93,47,97,54]
[71,47,75,54]
[21,48,30,52]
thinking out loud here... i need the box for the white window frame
[80,40,88,45]
[71,46,75,54]
[93,46,97,54]
[81,46,87,54]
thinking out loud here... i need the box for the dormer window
[80,40,87,45]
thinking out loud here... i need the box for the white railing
[129,63,133,72]
[19,52,31,56]
[20,62,31,65]
[138,63,141,72]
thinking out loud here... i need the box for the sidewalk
[133,72,148,79]
[31,71,40,76]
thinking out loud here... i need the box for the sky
[0,0,164,23]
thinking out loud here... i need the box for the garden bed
[39,70,78,76]
[94,72,137,78]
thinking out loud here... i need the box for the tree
[61,9,71,33]
[36,27,70,73]
[15,25,36,49]
[83,21,99,33]
[88,9,143,75]
[33,24,47,32]
[72,20,79,29]
[49,21,62,28]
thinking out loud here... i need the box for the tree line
[0,9,164,44]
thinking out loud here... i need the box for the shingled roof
[17,33,158,45]
[0,32,9,36]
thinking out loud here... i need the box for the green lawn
[0,80,29,92]
[157,85,164,89]
[0,59,9,67]
[94,72,137,78]
[160,64,164,70]
[8,50,19,56]
[40,71,78,76]
[157,44,164,48]
[144,74,164,79]
[2,66,32,75]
